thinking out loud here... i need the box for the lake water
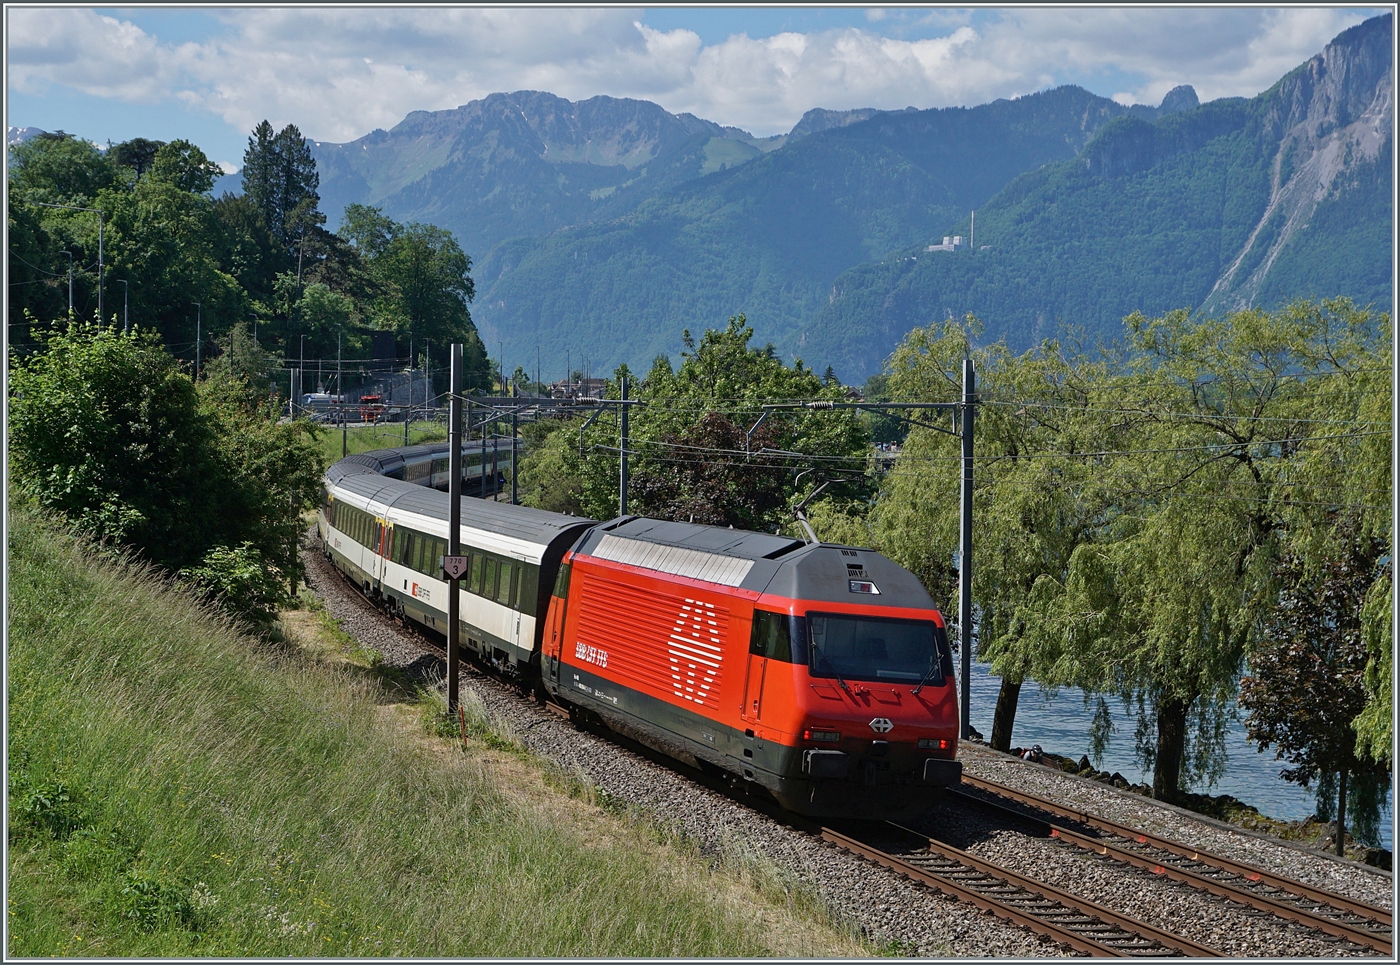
[962,661,1393,851]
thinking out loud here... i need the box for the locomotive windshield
[807,613,947,685]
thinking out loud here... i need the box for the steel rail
[949,786,1392,955]
[961,774,1393,929]
[822,826,1221,958]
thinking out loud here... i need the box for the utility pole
[193,301,202,379]
[117,279,128,333]
[959,358,976,741]
[338,332,346,458]
[251,312,259,343]
[619,373,630,515]
[59,250,72,316]
[447,343,464,716]
[406,335,414,446]
[33,202,101,321]
[298,334,306,418]
[970,210,975,251]
[511,382,519,505]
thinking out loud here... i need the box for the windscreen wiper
[810,643,850,692]
[911,656,943,695]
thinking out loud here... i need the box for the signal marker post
[446,343,464,716]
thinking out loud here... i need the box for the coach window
[750,609,793,662]
[515,560,534,613]
[469,553,483,594]
[482,557,498,601]
[497,561,514,606]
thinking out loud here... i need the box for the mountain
[7,126,47,147]
[310,91,788,259]
[804,13,1393,376]
[473,85,1166,377]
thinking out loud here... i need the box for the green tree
[523,315,870,529]
[1016,301,1388,801]
[149,139,223,195]
[202,320,281,406]
[8,131,120,203]
[241,121,320,254]
[339,205,487,388]
[1240,533,1390,855]
[99,172,247,350]
[9,323,224,568]
[8,322,324,623]
[109,137,164,181]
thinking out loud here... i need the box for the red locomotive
[537,517,961,817]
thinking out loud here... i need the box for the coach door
[372,519,390,588]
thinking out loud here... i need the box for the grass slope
[6,506,871,957]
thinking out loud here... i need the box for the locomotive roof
[327,456,595,547]
[586,516,807,561]
[574,516,937,610]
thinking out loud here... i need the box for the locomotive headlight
[918,738,950,750]
[803,729,841,742]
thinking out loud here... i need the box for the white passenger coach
[319,445,594,673]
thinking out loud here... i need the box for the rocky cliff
[1204,13,1393,312]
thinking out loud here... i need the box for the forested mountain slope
[313,91,794,258]
[806,13,1393,377]
[474,84,1166,375]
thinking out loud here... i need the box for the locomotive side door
[540,562,572,689]
[741,608,767,723]
[742,609,791,724]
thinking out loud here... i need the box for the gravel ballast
[301,539,1393,957]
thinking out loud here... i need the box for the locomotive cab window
[807,613,947,685]
[750,609,793,662]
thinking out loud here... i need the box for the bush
[182,542,286,627]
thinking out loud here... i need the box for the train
[319,442,962,818]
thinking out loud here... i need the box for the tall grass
[7,507,868,957]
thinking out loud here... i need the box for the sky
[6,6,1389,174]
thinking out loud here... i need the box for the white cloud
[5,7,1384,143]
[218,160,238,175]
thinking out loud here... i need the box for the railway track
[952,775,1393,956]
[822,822,1221,956]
